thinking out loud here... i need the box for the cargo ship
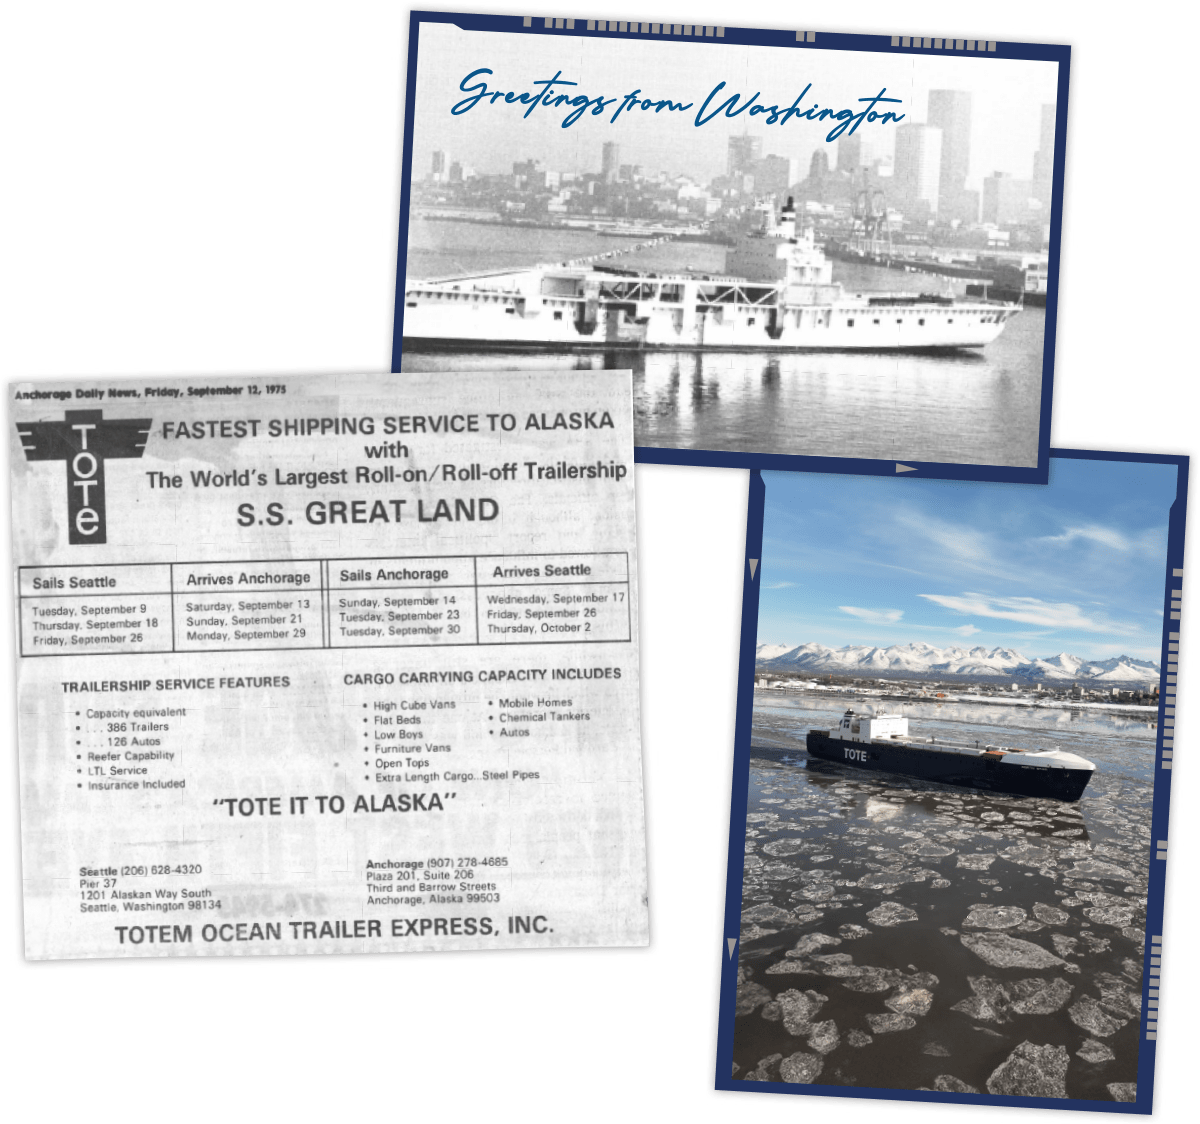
[401,199,1020,352]
[806,711,1095,801]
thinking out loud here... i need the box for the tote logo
[17,410,152,544]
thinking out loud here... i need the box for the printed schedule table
[18,553,631,657]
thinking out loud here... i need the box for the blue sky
[758,458,1178,662]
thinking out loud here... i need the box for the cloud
[951,624,981,637]
[839,606,904,624]
[918,592,1126,633]
[1039,524,1132,551]
[764,581,796,590]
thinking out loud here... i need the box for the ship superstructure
[806,710,1096,801]
[402,199,1019,352]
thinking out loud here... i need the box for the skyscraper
[754,154,798,198]
[982,172,1034,225]
[927,90,972,221]
[893,124,942,215]
[1032,104,1056,206]
[727,135,762,182]
[601,141,620,184]
[430,150,450,183]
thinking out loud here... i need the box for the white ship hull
[401,285,1015,351]
[402,203,1019,353]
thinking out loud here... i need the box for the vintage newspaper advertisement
[10,370,647,959]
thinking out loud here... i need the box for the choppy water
[401,220,1044,467]
[732,692,1151,1103]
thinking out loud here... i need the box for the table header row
[19,553,629,596]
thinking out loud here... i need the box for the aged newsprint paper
[10,371,647,959]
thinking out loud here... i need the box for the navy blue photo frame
[716,450,1187,1110]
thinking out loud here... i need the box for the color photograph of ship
[722,456,1175,1103]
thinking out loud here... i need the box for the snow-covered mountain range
[755,641,1160,683]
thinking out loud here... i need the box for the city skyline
[756,460,1177,662]
[412,23,1059,192]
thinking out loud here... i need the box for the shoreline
[755,686,1158,719]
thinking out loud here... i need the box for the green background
[4,0,1195,1118]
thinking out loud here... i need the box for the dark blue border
[715,448,1188,1112]
[390,12,1070,486]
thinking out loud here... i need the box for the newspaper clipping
[10,370,648,959]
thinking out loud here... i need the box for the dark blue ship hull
[806,732,1093,802]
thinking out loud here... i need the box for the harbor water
[732,692,1153,1101]
[401,219,1045,467]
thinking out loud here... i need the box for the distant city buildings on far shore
[417,96,1057,251]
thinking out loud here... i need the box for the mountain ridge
[756,641,1160,683]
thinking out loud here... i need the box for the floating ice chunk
[779,1052,824,1083]
[1051,934,1078,958]
[846,1029,873,1048]
[736,970,772,1016]
[761,1001,781,1022]
[743,1053,781,1082]
[934,1075,978,1093]
[790,903,824,923]
[922,1042,951,1057]
[1033,902,1070,925]
[856,870,927,890]
[963,905,1027,930]
[900,841,956,857]
[786,932,842,958]
[776,989,829,1036]
[1067,860,1137,881]
[1084,905,1136,927]
[1095,973,1142,1019]
[1106,1082,1137,1102]
[741,904,794,925]
[765,960,823,976]
[807,1019,840,1054]
[886,987,934,1017]
[866,1012,917,1033]
[1008,976,1074,1015]
[746,813,780,824]
[867,902,919,927]
[960,933,1065,968]
[762,839,808,857]
[957,854,996,870]
[740,924,780,942]
[1067,995,1127,1037]
[951,995,1000,1023]
[985,1041,1069,1098]
[838,923,871,941]
[841,968,902,993]
[1077,1039,1115,1064]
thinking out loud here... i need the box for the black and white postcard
[393,16,1069,484]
